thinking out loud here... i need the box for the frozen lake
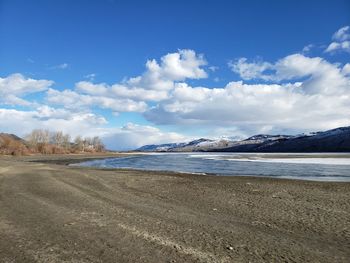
[75,152,350,182]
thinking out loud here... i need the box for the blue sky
[0,0,350,149]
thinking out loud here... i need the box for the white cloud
[145,80,350,132]
[84,73,96,81]
[76,49,207,100]
[46,88,147,112]
[148,49,207,82]
[302,44,314,54]
[75,81,108,96]
[0,106,189,150]
[145,54,350,133]
[102,123,189,150]
[0,107,107,139]
[0,50,209,148]
[228,58,273,81]
[0,73,53,96]
[342,63,350,75]
[332,26,350,42]
[325,26,350,53]
[325,41,350,53]
[0,73,53,106]
[273,54,348,95]
[1,46,350,149]
[229,54,349,95]
[75,81,169,101]
[125,49,207,92]
[112,84,169,101]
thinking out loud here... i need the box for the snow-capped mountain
[136,138,232,151]
[136,142,187,151]
[135,126,350,152]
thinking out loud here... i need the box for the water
[75,152,350,182]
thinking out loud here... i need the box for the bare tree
[50,131,64,147]
[26,129,50,152]
[40,130,50,145]
[74,135,83,152]
[84,137,93,151]
[23,129,104,154]
[26,129,41,148]
[62,134,71,151]
[92,136,105,152]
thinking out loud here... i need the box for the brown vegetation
[0,129,105,156]
[0,134,29,156]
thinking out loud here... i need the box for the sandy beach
[0,154,349,262]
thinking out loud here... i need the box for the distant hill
[136,138,231,152]
[0,133,29,155]
[135,126,350,153]
[137,142,187,152]
[0,133,25,143]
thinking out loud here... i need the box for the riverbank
[0,154,349,262]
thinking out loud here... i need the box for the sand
[0,154,349,262]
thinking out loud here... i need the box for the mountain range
[136,126,350,152]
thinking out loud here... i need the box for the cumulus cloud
[0,102,191,150]
[333,26,350,42]
[75,81,169,101]
[229,54,349,94]
[140,49,207,84]
[228,58,273,81]
[145,54,350,133]
[102,123,190,150]
[146,80,350,131]
[45,49,208,114]
[342,63,350,76]
[325,41,350,53]
[0,73,53,106]
[0,107,107,138]
[0,50,208,150]
[1,44,350,149]
[325,26,350,53]
[75,49,207,101]
[46,88,147,112]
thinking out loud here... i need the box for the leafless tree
[83,137,92,151]
[50,131,64,147]
[26,129,50,151]
[62,134,71,151]
[92,136,105,152]
[74,135,84,152]
[23,130,105,154]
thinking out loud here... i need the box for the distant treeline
[0,129,105,156]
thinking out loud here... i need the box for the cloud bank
[0,27,349,149]
[146,52,350,133]
[0,73,53,106]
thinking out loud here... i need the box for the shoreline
[36,152,350,183]
[0,154,349,262]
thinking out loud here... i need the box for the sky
[0,0,350,150]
